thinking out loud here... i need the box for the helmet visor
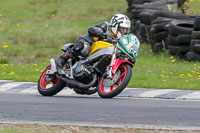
[119,27,129,36]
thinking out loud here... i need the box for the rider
[56,14,131,74]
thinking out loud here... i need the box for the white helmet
[110,14,131,38]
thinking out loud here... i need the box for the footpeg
[57,69,65,75]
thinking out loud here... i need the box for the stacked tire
[149,17,174,52]
[129,2,171,43]
[138,5,191,51]
[166,19,194,58]
[126,0,200,61]
[127,0,189,45]
[186,15,200,61]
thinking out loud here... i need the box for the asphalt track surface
[0,92,200,130]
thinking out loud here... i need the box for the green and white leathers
[118,34,140,59]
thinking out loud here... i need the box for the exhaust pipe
[57,74,97,90]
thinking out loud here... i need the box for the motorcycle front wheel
[97,64,132,98]
[38,65,66,96]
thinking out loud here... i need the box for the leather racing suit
[56,22,111,73]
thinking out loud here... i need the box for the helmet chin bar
[116,31,122,38]
[111,30,125,39]
[116,29,129,38]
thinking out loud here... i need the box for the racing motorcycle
[38,34,140,98]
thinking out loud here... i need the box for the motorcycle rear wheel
[97,64,132,98]
[38,65,66,96]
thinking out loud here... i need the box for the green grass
[1,123,199,133]
[0,0,127,63]
[128,44,200,90]
[0,0,200,90]
[185,0,200,14]
[0,130,35,133]
[0,0,127,81]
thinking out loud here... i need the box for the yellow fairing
[89,41,114,55]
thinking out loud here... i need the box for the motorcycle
[38,34,140,98]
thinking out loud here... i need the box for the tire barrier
[193,15,200,31]
[167,19,193,57]
[188,15,200,61]
[127,0,200,61]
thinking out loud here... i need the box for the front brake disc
[103,71,121,87]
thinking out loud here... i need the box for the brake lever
[103,34,113,43]
[112,38,119,45]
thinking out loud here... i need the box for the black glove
[102,34,115,43]
[88,27,104,37]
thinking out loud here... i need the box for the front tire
[38,65,66,96]
[97,64,132,98]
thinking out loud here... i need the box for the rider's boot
[56,41,86,75]
[55,52,69,75]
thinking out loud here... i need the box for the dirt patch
[0,123,199,133]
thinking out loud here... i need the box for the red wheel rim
[40,66,60,90]
[99,65,127,94]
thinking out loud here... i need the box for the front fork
[107,43,118,79]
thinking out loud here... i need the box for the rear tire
[38,65,66,96]
[194,15,200,31]
[169,20,194,36]
[97,64,132,98]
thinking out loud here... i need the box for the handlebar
[102,33,119,45]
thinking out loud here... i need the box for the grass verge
[0,123,200,133]
[129,45,200,90]
[184,0,200,14]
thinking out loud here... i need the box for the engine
[72,55,111,84]
[73,63,93,83]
